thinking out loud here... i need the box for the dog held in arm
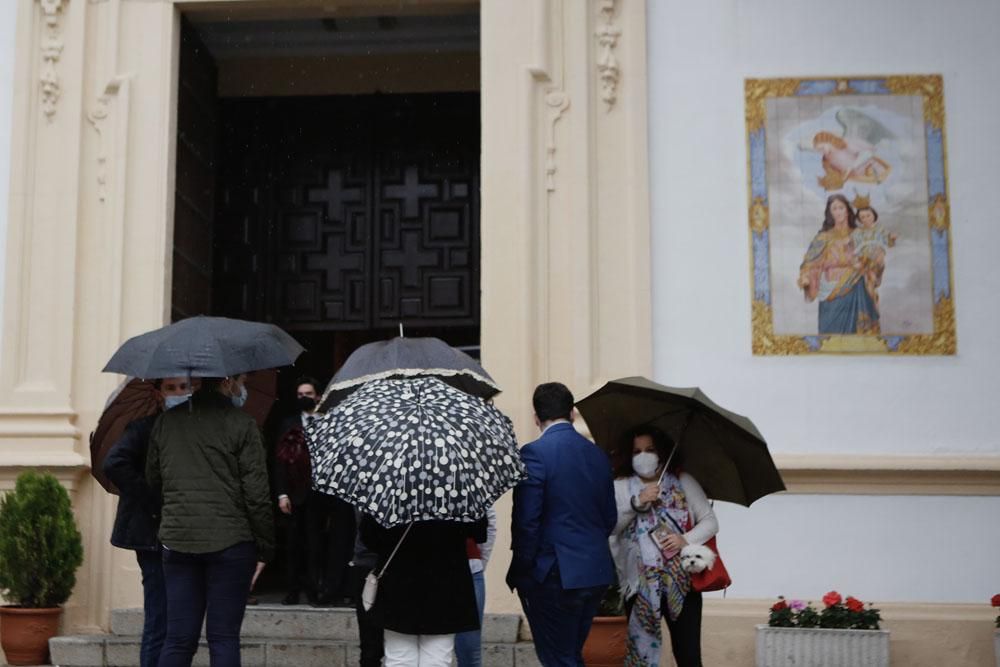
[679,543,716,573]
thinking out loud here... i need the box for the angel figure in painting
[797,194,880,335]
[810,108,894,191]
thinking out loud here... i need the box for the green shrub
[0,471,83,607]
[597,583,626,617]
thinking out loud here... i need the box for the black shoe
[282,592,300,606]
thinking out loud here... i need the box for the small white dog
[679,544,716,573]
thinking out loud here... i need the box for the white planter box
[755,625,890,667]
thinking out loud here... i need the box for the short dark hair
[532,382,574,423]
[858,206,879,222]
[295,376,320,393]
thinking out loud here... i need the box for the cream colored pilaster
[480,0,651,613]
[0,0,87,463]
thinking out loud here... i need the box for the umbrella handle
[658,411,694,485]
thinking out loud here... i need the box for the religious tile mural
[745,75,955,355]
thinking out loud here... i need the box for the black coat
[361,516,486,635]
[102,414,160,551]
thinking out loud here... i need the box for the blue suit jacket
[507,422,617,591]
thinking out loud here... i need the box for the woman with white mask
[609,425,718,667]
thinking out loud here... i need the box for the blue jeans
[159,541,256,667]
[136,549,167,667]
[519,567,603,667]
[454,569,486,666]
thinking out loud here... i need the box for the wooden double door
[211,93,481,335]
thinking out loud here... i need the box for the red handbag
[689,535,731,592]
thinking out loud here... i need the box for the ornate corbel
[595,0,621,110]
[39,0,67,120]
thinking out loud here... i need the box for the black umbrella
[575,376,785,506]
[317,336,500,412]
[102,316,304,379]
[309,376,524,527]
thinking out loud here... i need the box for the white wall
[0,0,17,355]
[648,0,1000,602]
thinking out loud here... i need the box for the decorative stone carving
[39,0,66,120]
[544,90,570,192]
[87,95,110,202]
[595,0,621,110]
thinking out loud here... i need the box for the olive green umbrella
[575,376,785,506]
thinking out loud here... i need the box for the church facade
[0,1,997,664]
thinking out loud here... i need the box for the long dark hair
[613,424,681,479]
[820,194,857,231]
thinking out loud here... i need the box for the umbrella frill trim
[319,367,500,404]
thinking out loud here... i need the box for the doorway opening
[169,5,481,599]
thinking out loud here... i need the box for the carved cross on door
[308,169,363,222]
[381,230,439,287]
[382,165,438,218]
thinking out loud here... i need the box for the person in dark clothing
[350,513,384,667]
[273,377,319,605]
[507,382,617,667]
[103,376,199,667]
[147,375,275,667]
[361,516,486,666]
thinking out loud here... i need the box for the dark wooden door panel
[171,18,218,322]
[214,93,480,332]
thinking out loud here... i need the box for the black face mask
[297,396,317,413]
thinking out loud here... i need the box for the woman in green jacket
[147,374,275,667]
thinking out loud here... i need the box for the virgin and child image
[797,193,897,335]
[761,92,939,339]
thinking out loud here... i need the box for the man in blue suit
[507,382,617,666]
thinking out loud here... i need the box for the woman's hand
[637,483,660,505]
[662,534,687,552]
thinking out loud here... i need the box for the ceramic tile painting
[746,76,956,354]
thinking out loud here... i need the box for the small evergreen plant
[0,471,83,607]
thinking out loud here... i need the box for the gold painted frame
[746,75,956,355]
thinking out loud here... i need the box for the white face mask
[230,383,248,408]
[632,451,660,478]
[163,394,192,410]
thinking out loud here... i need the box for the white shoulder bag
[362,523,413,612]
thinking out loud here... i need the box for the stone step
[110,606,521,644]
[50,636,542,667]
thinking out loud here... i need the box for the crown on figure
[852,191,871,209]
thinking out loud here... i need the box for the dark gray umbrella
[576,376,785,506]
[102,316,304,378]
[317,336,500,412]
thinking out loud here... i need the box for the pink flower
[789,599,806,611]
[822,591,842,608]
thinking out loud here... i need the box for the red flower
[822,591,842,608]
[771,599,788,612]
[991,594,1000,607]
[845,596,864,612]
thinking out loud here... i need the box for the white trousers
[383,630,456,666]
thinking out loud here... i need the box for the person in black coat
[102,377,199,667]
[360,516,486,666]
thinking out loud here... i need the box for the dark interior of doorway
[170,16,481,599]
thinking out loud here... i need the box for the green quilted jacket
[146,389,275,561]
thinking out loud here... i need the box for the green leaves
[766,594,882,630]
[0,471,84,607]
[598,584,626,617]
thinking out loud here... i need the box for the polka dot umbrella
[307,376,524,527]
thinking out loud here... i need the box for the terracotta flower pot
[582,615,628,666]
[0,606,62,665]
